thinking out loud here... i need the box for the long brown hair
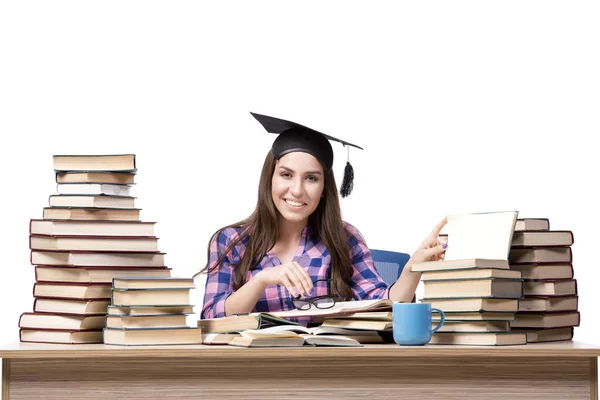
[195,151,354,300]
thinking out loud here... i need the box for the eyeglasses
[289,279,339,311]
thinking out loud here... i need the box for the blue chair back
[370,249,411,287]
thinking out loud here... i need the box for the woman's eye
[281,172,291,178]
[307,175,318,182]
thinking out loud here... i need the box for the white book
[443,211,518,261]
[57,183,132,196]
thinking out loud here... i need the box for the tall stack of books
[415,212,526,346]
[19,154,171,344]
[508,218,579,343]
[103,277,202,345]
[416,258,526,346]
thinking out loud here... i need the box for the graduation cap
[251,112,363,198]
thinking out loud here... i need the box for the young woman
[197,112,447,321]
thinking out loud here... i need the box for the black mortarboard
[251,112,363,197]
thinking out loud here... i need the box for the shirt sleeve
[200,228,238,319]
[344,223,390,300]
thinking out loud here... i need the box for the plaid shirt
[201,222,389,322]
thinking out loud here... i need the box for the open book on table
[230,327,364,347]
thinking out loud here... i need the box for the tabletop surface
[1,340,600,359]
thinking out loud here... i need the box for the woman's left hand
[409,217,448,265]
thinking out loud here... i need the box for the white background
[1,0,598,364]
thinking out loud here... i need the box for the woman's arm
[201,228,314,318]
[388,217,448,302]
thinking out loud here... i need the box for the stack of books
[19,154,171,344]
[103,277,201,345]
[416,258,526,346]
[508,218,579,343]
[415,211,527,346]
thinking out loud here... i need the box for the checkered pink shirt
[201,222,389,323]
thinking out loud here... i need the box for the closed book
[53,154,136,172]
[112,277,195,290]
[103,327,202,346]
[518,296,578,312]
[30,235,159,252]
[30,219,155,237]
[43,207,141,221]
[511,327,574,343]
[421,268,521,281]
[435,320,510,333]
[197,313,299,333]
[510,264,574,280]
[112,289,191,307]
[19,312,106,330]
[108,305,194,316]
[423,278,523,299]
[106,315,189,329]
[412,259,509,272]
[35,266,171,284]
[509,247,572,264]
[56,171,136,184]
[514,218,550,231]
[49,195,136,209]
[433,311,515,321]
[320,319,393,330]
[20,329,103,344]
[511,231,574,247]
[34,282,112,299]
[34,298,110,315]
[510,311,580,329]
[56,183,132,196]
[429,332,526,346]
[523,279,577,296]
[420,297,519,312]
[31,250,166,267]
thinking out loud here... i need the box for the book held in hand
[443,211,518,261]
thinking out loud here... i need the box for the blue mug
[393,302,445,346]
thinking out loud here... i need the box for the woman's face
[271,152,325,225]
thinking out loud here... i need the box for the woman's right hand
[256,262,313,298]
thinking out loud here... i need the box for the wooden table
[1,341,599,399]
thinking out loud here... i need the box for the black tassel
[340,161,354,198]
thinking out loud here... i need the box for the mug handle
[431,308,445,333]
